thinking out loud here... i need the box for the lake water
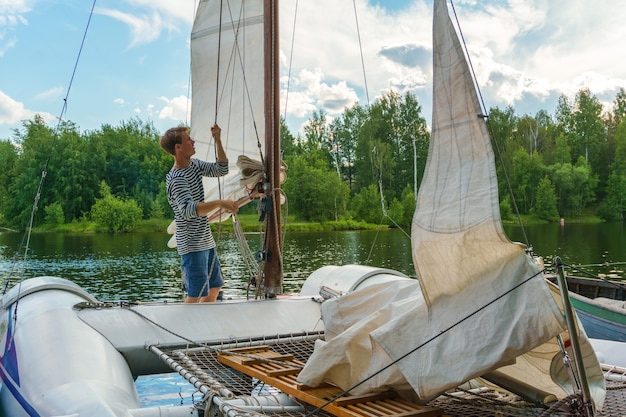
[0,222,624,408]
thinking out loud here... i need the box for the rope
[283,0,299,121]
[231,214,263,299]
[352,0,370,106]
[4,0,98,353]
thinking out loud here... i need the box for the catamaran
[1,1,625,416]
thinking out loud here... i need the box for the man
[160,124,238,302]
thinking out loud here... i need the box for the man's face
[178,132,196,157]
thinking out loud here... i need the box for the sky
[1,0,626,141]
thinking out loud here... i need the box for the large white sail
[298,0,605,409]
[167,0,267,244]
[192,0,266,205]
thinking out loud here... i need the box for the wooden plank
[217,347,445,417]
[333,391,397,406]
[239,353,294,365]
[266,367,301,377]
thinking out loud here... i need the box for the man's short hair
[160,126,189,155]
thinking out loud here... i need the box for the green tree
[281,156,349,222]
[349,184,383,224]
[511,149,545,214]
[598,118,626,221]
[91,181,142,232]
[387,184,416,227]
[0,140,17,224]
[329,104,368,191]
[6,116,58,229]
[44,202,65,226]
[532,177,560,221]
[549,157,597,217]
[556,89,607,191]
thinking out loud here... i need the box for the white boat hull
[0,267,406,416]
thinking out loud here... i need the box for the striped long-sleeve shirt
[166,158,229,255]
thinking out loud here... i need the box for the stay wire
[5,0,97,350]
[20,0,97,266]
[449,0,529,248]
[303,267,547,417]
[283,0,298,121]
[353,0,370,106]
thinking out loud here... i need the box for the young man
[160,124,238,302]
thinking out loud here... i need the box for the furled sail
[298,0,604,409]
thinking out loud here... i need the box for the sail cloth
[191,0,266,210]
[299,0,603,406]
[168,0,280,245]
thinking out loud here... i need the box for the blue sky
[1,0,626,140]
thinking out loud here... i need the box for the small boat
[1,1,625,416]
[546,273,626,342]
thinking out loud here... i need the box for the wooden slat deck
[217,345,445,417]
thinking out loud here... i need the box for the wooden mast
[263,0,283,296]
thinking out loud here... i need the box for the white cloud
[126,0,196,24]
[157,95,190,123]
[94,8,172,48]
[114,98,125,105]
[0,0,32,16]
[34,86,64,101]
[0,0,29,57]
[0,90,55,126]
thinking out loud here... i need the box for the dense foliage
[1,88,625,232]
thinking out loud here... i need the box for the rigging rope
[6,0,98,291]
[283,0,299,121]
[4,0,98,355]
[352,0,371,106]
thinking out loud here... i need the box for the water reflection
[1,223,624,303]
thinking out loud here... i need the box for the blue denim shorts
[180,248,224,297]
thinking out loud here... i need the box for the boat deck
[152,333,626,417]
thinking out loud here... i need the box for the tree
[532,177,560,221]
[328,104,368,192]
[598,118,626,221]
[281,156,349,222]
[349,184,383,224]
[6,116,58,229]
[387,184,416,227]
[511,149,545,214]
[556,89,607,191]
[44,202,65,226]
[548,157,597,217]
[90,181,142,232]
[0,140,17,225]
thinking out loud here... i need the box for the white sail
[192,0,266,210]
[298,0,605,409]
[167,0,271,245]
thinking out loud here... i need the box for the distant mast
[263,0,283,296]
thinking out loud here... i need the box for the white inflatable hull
[0,267,407,416]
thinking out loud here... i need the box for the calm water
[0,223,624,408]
[1,223,624,302]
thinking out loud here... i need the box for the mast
[263,0,283,296]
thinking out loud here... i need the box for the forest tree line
[0,87,625,232]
